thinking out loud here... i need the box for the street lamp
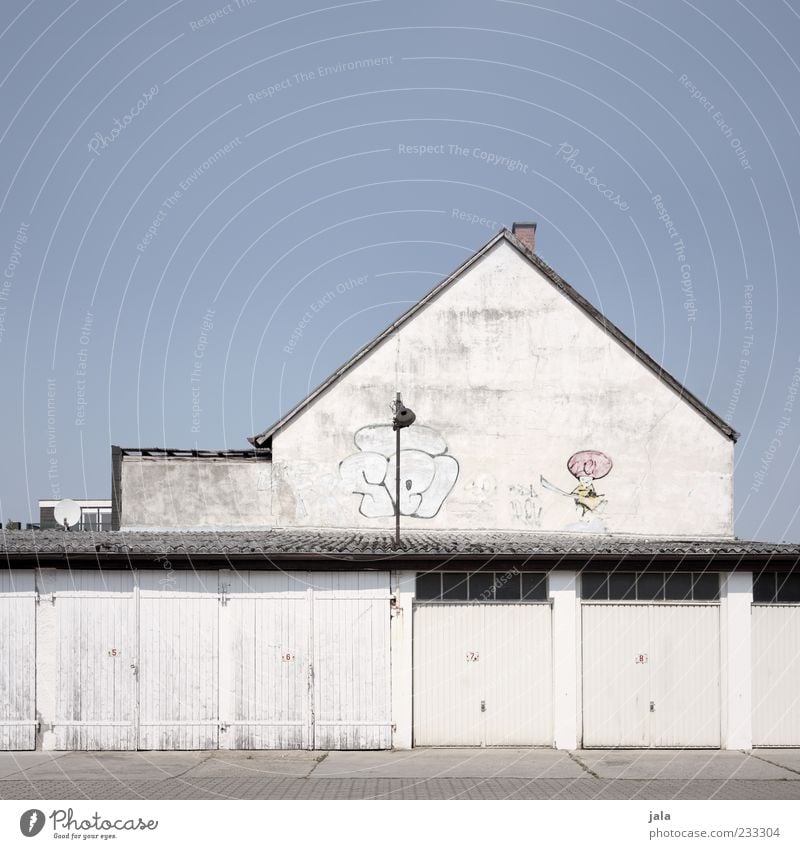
[392,392,416,549]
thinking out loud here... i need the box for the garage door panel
[484,604,552,746]
[0,571,36,750]
[582,603,721,748]
[582,604,650,747]
[312,572,391,750]
[413,604,483,746]
[651,605,720,747]
[54,571,137,751]
[753,605,800,746]
[48,568,392,752]
[138,571,219,750]
[227,572,310,749]
[414,603,553,747]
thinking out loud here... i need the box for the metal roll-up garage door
[582,603,721,748]
[413,602,553,746]
[752,605,800,745]
[0,571,37,750]
[138,571,219,750]
[54,570,137,750]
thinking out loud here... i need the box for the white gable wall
[272,240,733,537]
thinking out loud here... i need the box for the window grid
[581,571,720,602]
[753,572,800,604]
[79,507,112,531]
[415,571,548,602]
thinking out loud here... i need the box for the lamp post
[392,392,416,549]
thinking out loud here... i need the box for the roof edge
[248,229,509,446]
[502,230,739,442]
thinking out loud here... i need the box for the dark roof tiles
[1,529,797,557]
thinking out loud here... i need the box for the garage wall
[2,567,773,752]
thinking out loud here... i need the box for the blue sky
[1,0,799,541]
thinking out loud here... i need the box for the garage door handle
[481,700,486,713]
[650,701,655,712]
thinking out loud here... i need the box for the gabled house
[1,222,798,754]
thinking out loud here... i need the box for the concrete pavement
[0,749,799,799]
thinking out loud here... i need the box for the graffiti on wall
[508,482,542,527]
[541,450,613,530]
[339,424,459,518]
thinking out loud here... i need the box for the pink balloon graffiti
[567,450,613,480]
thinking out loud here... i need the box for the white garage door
[752,605,800,746]
[225,571,311,749]
[0,571,37,750]
[54,570,137,750]
[138,571,219,750]
[223,570,392,750]
[582,603,721,748]
[312,572,392,750]
[49,569,390,751]
[413,603,553,746]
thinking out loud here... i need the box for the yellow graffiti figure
[571,479,605,516]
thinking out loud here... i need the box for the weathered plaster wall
[272,240,734,537]
[120,457,271,529]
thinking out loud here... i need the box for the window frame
[414,571,550,603]
[78,506,112,531]
[580,570,721,603]
[753,571,800,604]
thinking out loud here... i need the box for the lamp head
[393,399,416,430]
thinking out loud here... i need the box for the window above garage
[581,571,720,601]
[753,572,800,603]
[415,571,547,602]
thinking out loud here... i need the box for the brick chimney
[511,221,537,253]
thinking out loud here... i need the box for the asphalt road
[1,748,800,799]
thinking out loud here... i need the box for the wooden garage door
[224,571,311,749]
[50,569,390,751]
[0,571,37,750]
[223,570,392,750]
[413,603,553,746]
[54,570,137,750]
[582,603,721,748]
[752,605,800,746]
[311,572,392,750]
[138,571,219,750]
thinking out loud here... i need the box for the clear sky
[0,0,798,542]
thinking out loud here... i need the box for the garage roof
[2,529,796,559]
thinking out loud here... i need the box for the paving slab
[0,753,70,780]
[576,749,797,780]
[315,748,586,779]
[2,776,800,800]
[0,750,322,781]
[185,750,322,778]
[4,749,800,797]
[751,749,800,775]
[0,751,209,781]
